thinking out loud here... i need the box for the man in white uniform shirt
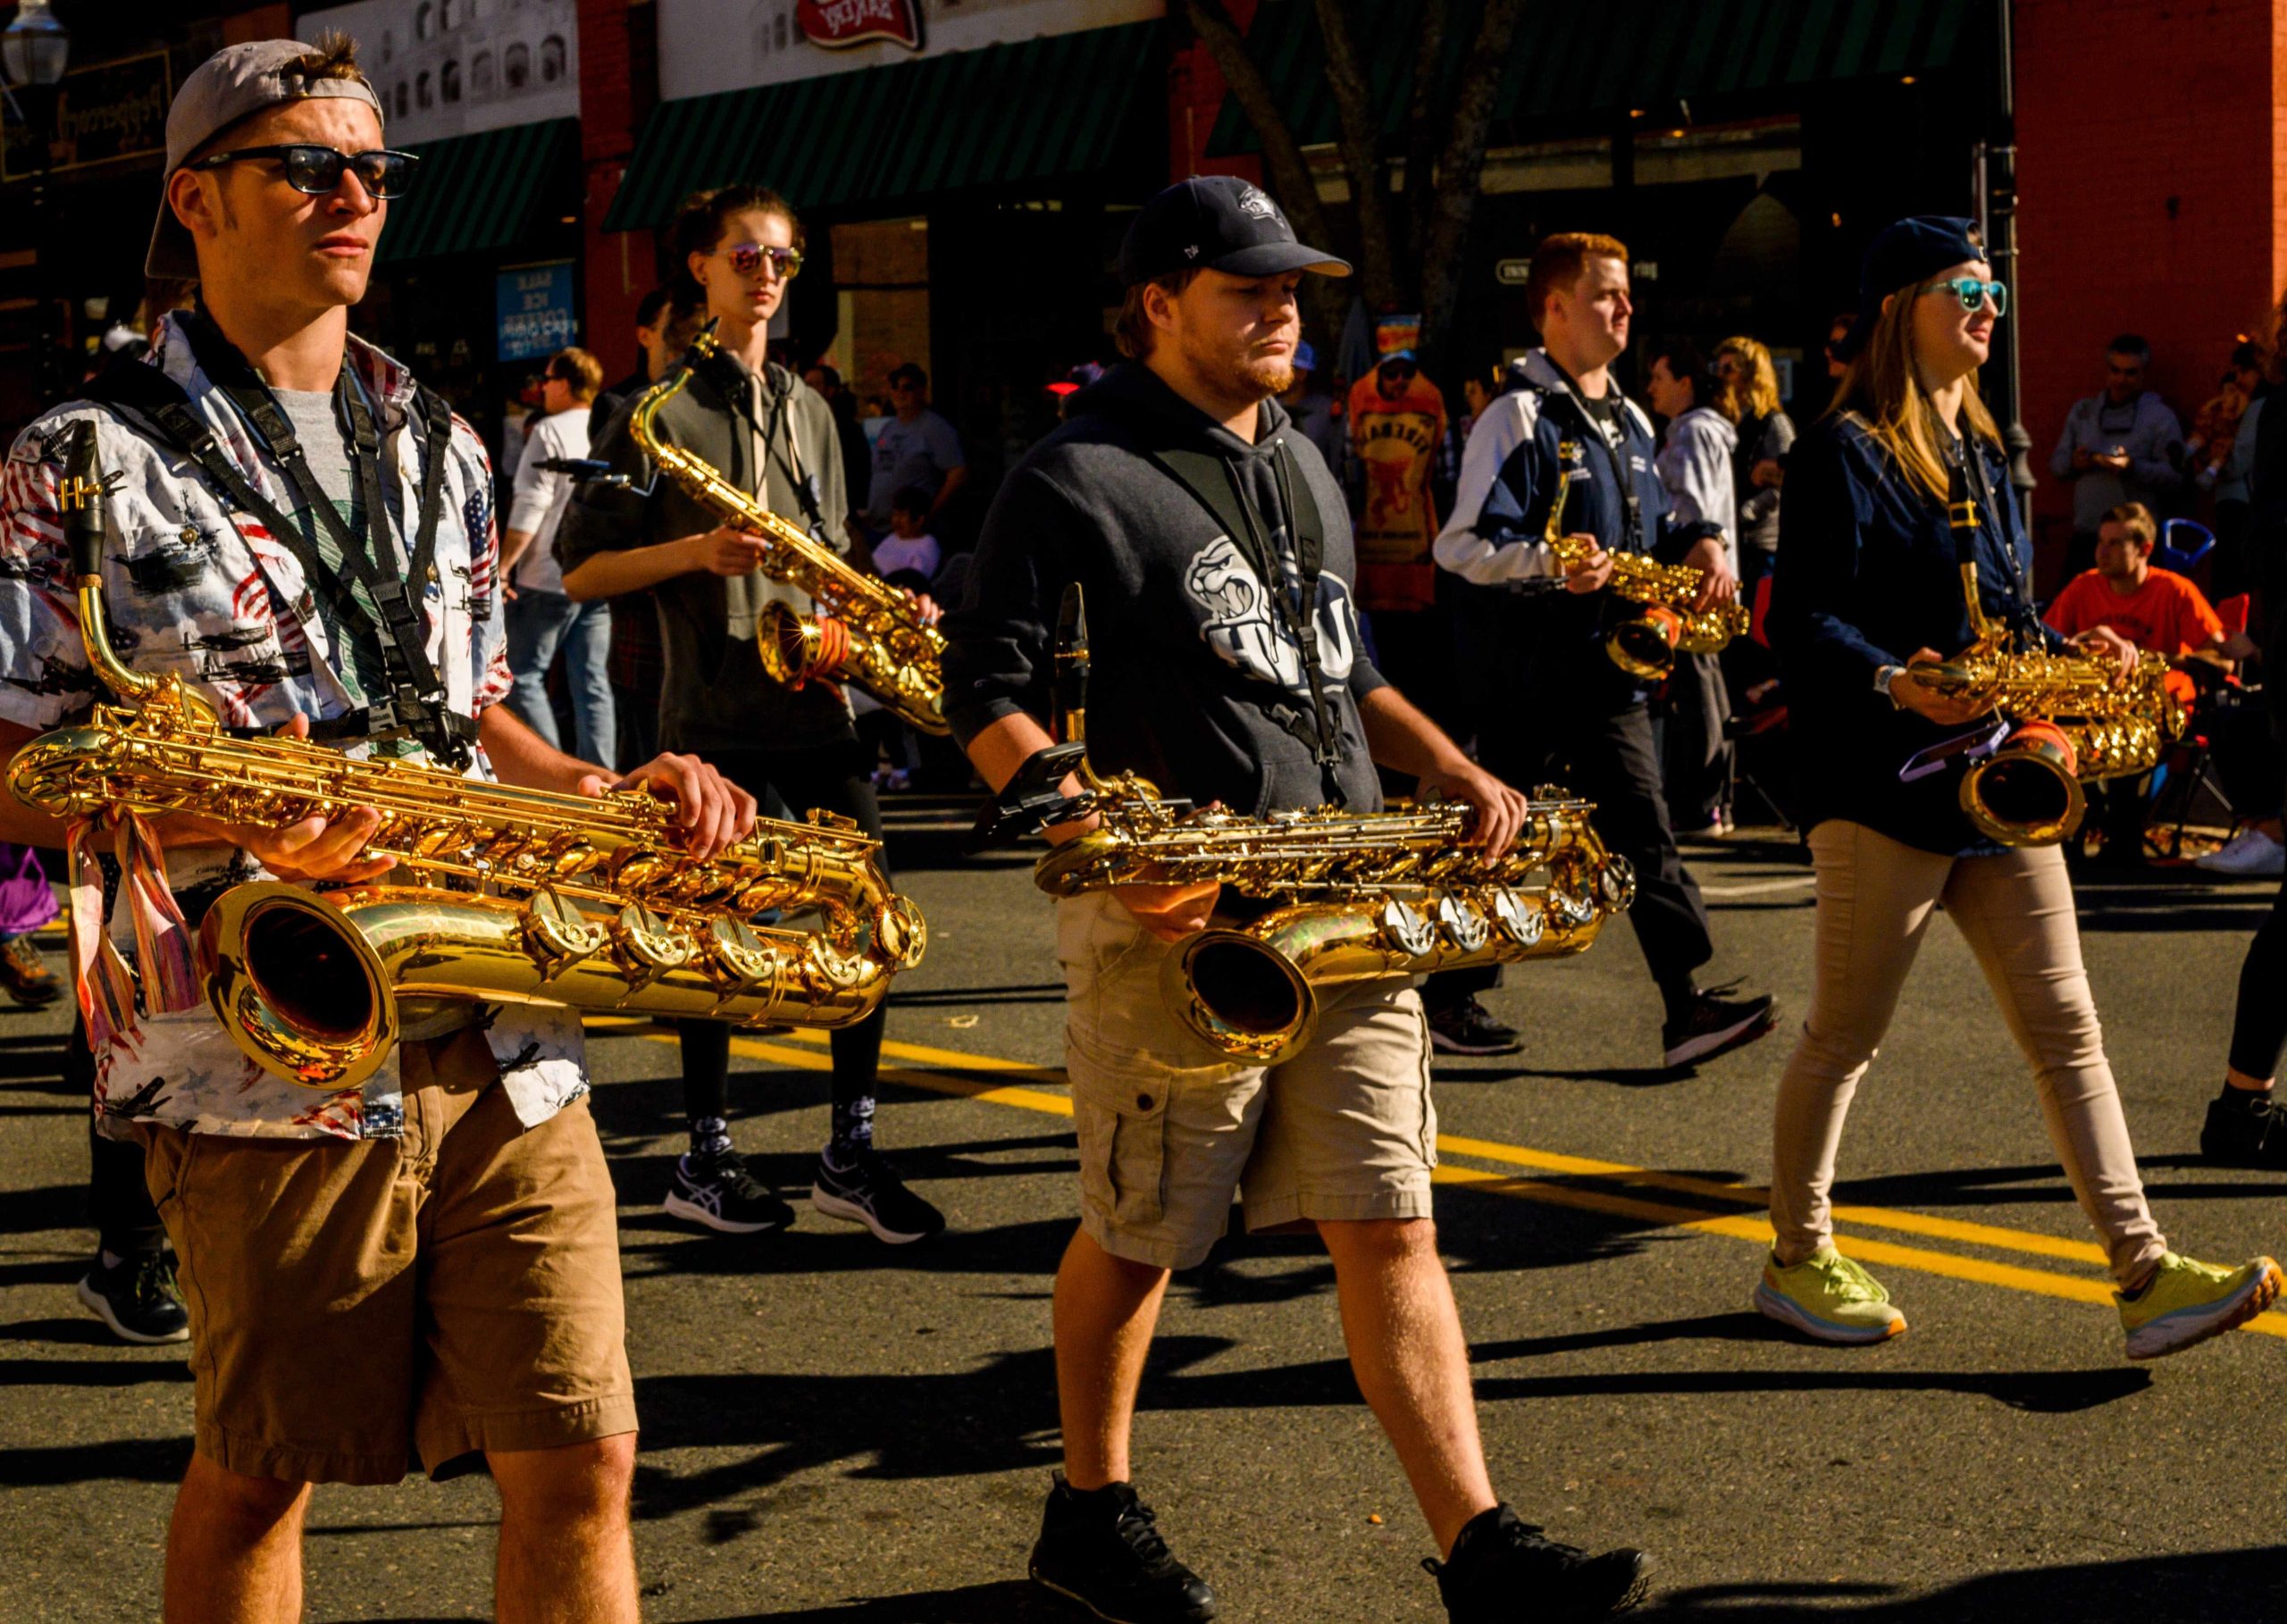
[502,346,615,768]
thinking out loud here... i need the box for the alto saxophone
[1541,439,1750,679]
[981,588,1633,1064]
[1907,484,2185,847]
[13,422,926,1090]
[624,327,951,734]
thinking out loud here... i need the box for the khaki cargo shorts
[1059,892,1437,1270]
[136,1029,636,1486]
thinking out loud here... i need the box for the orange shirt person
[2045,502,2226,661]
[1348,344,1448,613]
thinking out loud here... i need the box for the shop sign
[1495,258,1532,286]
[0,49,172,181]
[797,0,922,50]
[497,262,576,363]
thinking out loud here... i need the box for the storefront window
[540,36,565,83]
[505,42,529,90]
[442,60,462,103]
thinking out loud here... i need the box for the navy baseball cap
[1834,215,1989,362]
[1118,176,1351,287]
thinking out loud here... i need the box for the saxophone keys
[521,887,607,980]
[1378,898,1437,958]
[1597,855,1638,911]
[1435,893,1491,953]
[705,917,785,999]
[608,902,693,993]
[1492,888,1546,949]
[875,895,928,970]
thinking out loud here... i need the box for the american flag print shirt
[0,313,587,1142]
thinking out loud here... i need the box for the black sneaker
[2200,1086,2287,1169]
[0,934,62,1009]
[663,1149,796,1234]
[811,1146,946,1243]
[1425,1505,1650,1622]
[1661,987,1777,1069]
[1428,996,1523,1057]
[76,1252,189,1345]
[1029,1474,1216,1623]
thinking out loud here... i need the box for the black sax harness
[82,314,473,768]
[1148,434,1345,791]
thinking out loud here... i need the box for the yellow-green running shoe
[2118,1252,2282,1360]
[1753,1246,1906,1344]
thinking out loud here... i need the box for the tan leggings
[1769,820,2167,1286]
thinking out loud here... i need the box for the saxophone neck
[56,422,157,704]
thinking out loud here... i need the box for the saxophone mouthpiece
[57,422,113,584]
[1055,582,1089,747]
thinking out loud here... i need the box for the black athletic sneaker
[663,1149,796,1234]
[2200,1085,2287,1170]
[1426,1505,1650,1622]
[76,1252,189,1345]
[811,1146,946,1243]
[1428,996,1523,1057]
[1029,1475,1216,1624]
[1661,988,1777,1070]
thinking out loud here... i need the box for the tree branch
[1313,0,1401,315]
[1182,0,1353,353]
[1418,0,1525,371]
[1398,0,1450,272]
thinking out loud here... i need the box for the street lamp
[0,1,71,89]
[3,0,72,406]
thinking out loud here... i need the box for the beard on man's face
[1181,327,1294,403]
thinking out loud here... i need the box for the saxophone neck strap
[1146,438,1342,773]
[80,323,471,768]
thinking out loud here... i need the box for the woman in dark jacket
[1761,216,2278,1360]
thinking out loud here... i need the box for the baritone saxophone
[622,327,950,734]
[13,422,926,1090]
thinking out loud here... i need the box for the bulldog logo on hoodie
[1182,534,1358,696]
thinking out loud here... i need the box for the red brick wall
[2015,0,2286,534]
[577,0,654,379]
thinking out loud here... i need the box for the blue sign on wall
[497,262,576,362]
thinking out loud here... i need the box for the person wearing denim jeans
[503,347,616,768]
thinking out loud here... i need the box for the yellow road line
[604,1021,2287,1342]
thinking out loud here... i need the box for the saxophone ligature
[1905,475,2185,847]
[1541,439,1751,679]
[621,326,951,734]
[975,586,1633,1065]
[13,422,926,1090]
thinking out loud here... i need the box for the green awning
[603,21,1159,231]
[377,117,579,264]
[1208,0,1980,154]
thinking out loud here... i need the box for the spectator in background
[871,484,943,584]
[1646,341,1738,836]
[2046,501,2228,867]
[2051,333,2185,582]
[1713,335,1795,604]
[805,360,874,518]
[864,361,967,539]
[2191,340,2265,600]
[1347,320,1453,722]
[592,286,677,439]
[504,347,616,768]
[1460,365,1495,444]
[1824,311,1854,383]
[1279,339,1345,472]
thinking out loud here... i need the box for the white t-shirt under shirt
[507,406,592,595]
[870,532,941,582]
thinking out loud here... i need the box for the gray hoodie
[2049,389,2183,532]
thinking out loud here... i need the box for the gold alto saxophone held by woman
[977,588,1634,1065]
[1539,439,1751,679]
[13,423,926,1090]
[1906,486,2185,847]
[622,327,951,734]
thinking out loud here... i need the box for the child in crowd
[871,485,943,583]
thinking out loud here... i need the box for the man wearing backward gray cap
[0,36,752,1620]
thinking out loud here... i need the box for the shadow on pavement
[1643,1543,2287,1620]
[694,1579,1060,1621]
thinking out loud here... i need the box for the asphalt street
[1,808,2283,1622]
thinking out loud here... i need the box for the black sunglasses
[186,143,420,199]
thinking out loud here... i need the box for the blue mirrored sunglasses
[1918,276,2006,317]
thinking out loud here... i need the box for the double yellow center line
[593,1017,2287,1342]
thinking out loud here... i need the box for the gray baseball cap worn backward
[146,38,386,280]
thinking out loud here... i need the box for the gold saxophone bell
[1608,608,1685,680]
[1959,721,2085,848]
